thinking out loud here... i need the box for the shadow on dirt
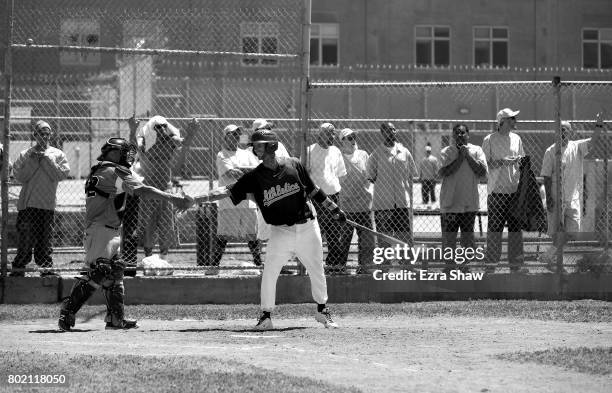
[149,327,309,333]
[29,329,95,333]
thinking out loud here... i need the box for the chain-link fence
[307,80,612,274]
[1,0,305,276]
[1,1,611,279]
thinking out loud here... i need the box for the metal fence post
[2,0,15,283]
[297,0,311,276]
[552,76,563,280]
[603,113,609,256]
[298,0,311,166]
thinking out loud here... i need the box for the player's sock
[262,311,271,319]
[317,304,326,312]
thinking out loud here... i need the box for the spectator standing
[305,123,347,273]
[366,122,418,258]
[539,116,603,271]
[213,124,262,272]
[419,144,440,208]
[337,128,374,273]
[10,121,70,277]
[439,124,488,272]
[136,115,183,258]
[482,108,527,273]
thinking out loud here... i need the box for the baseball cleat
[58,311,75,332]
[254,313,273,331]
[105,319,139,330]
[315,308,339,328]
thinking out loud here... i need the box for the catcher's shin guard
[89,258,113,284]
[58,278,96,331]
[103,282,137,329]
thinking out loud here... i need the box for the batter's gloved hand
[331,207,347,223]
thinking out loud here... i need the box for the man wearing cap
[337,128,374,272]
[250,119,292,273]
[419,143,440,208]
[305,122,347,273]
[10,120,70,277]
[213,124,262,272]
[482,108,526,273]
[195,129,343,330]
[136,115,183,258]
[539,115,604,271]
[366,122,418,259]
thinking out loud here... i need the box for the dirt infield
[2,315,611,392]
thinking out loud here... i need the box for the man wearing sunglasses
[337,128,374,273]
[58,137,193,331]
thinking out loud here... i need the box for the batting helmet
[250,129,279,153]
[98,137,137,167]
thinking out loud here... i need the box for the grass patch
[498,346,612,375]
[0,351,362,393]
[0,300,611,323]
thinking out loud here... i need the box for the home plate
[230,334,283,339]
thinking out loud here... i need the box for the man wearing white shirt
[214,124,262,271]
[366,122,418,256]
[305,123,347,272]
[482,108,526,273]
[539,117,603,271]
[337,128,374,272]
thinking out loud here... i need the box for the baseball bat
[345,219,410,248]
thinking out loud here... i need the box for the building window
[241,22,279,66]
[415,26,450,66]
[310,23,339,66]
[583,28,612,69]
[473,26,508,67]
[60,19,101,66]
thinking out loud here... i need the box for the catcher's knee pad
[103,282,125,326]
[110,256,126,280]
[89,257,114,284]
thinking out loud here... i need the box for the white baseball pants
[261,218,328,311]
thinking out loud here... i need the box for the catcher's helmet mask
[98,137,137,167]
[250,129,278,153]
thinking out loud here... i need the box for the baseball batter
[58,138,193,331]
[198,130,345,330]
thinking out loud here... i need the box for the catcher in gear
[58,137,194,331]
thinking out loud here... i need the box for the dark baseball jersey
[229,157,317,226]
[85,161,144,228]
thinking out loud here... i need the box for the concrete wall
[3,274,612,304]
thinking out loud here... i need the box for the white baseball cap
[338,128,355,140]
[252,118,272,131]
[496,108,520,123]
[319,122,335,134]
[425,145,432,152]
[34,120,51,133]
[223,124,242,134]
[561,120,572,131]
